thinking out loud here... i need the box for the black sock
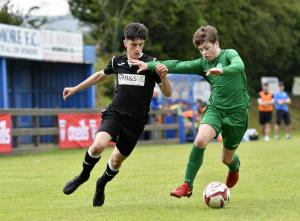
[97,163,119,187]
[79,151,100,179]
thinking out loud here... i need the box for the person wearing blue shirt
[274,82,292,139]
[150,90,161,110]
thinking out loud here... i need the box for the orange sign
[0,114,12,153]
[58,113,101,149]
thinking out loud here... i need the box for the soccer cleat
[170,182,193,198]
[226,161,240,188]
[63,175,89,195]
[93,179,105,207]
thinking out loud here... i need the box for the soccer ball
[203,181,230,208]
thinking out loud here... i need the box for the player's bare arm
[285,97,292,104]
[63,70,107,100]
[156,64,172,97]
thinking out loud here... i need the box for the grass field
[1,133,300,221]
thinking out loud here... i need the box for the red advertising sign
[58,113,101,149]
[0,114,12,153]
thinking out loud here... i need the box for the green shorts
[201,105,248,150]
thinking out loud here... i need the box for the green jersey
[148,49,250,112]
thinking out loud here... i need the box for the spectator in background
[257,82,274,141]
[145,89,162,140]
[194,98,207,130]
[180,100,195,139]
[150,89,161,110]
[274,82,292,140]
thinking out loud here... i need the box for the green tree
[69,0,300,93]
[0,0,23,25]
[200,0,300,93]
[69,0,133,53]
[132,0,205,59]
[0,0,47,28]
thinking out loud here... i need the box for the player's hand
[127,58,148,73]
[206,68,223,76]
[155,64,168,79]
[278,100,284,105]
[63,87,77,101]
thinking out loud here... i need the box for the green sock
[184,145,205,187]
[227,154,240,172]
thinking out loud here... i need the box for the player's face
[279,85,284,91]
[198,41,220,61]
[263,84,269,92]
[124,39,144,59]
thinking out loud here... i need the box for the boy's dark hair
[193,25,218,48]
[124,23,148,40]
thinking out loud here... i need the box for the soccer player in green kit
[128,25,250,198]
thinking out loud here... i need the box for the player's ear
[123,40,127,48]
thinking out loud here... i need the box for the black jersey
[103,54,161,123]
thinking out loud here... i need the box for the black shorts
[259,111,272,124]
[98,110,145,157]
[276,110,291,125]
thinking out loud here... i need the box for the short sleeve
[154,72,162,84]
[103,56,116,75]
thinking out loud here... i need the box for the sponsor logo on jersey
[117,62,126,66]
[216,63,223,69]
[118,73,145,86]
[232,143,239,148]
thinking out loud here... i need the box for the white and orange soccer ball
[203,181,230,208]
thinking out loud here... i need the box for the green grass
[1,133,300,221]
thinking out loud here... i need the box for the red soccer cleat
[170,182,193,198]
[226,161,240,188]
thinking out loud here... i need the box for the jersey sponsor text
[118,73,145,86]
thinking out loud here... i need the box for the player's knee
[110,156,123,169]
[222,156,233,165]
[90,140,107,153]
[194,136,209,147]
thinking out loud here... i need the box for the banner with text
[0,23,42,60]
[58,113,101,149]
[41,30,83,63]
[0,23,83,63]
[0,114,12,153]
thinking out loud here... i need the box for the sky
[1,0,70,16]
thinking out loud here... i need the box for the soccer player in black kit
[62,23,172,207]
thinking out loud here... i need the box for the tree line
[1,0,299,93]
[68,0,300,93]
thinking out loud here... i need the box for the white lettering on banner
[0,120,11,144]
[41,30,83,63]
[0,23,83,63]
[0,23,42,60]
[67,120,90,141]
[118,74,145,86]
[89,119,97,139]
[59,119,66,141]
